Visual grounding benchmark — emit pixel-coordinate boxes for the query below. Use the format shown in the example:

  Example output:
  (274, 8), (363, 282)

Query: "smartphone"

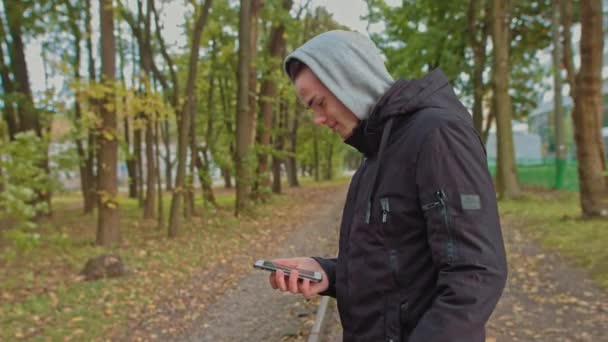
(253, 260), (323, 283)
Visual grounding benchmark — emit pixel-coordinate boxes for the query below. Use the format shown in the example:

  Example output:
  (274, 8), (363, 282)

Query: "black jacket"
(313, 69), (508, 342)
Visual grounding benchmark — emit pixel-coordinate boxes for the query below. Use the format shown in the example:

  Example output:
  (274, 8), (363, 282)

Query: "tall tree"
(96, 0), (121, 246)
(491, 0), (521, 199)
(286, 103), (300, 187)
(568, 0), (607, 217)
(467, 0), (490, 136)
(552, 0), (567, 189)
(234, 0), (252, 215)
(167, 0), (213, 237)
(256, 0), (292, 195)
(0, 12), (17, 142)
(83, 0), (98, 213)
(64, 0), (98, 213)
(3, 0), (51, 210)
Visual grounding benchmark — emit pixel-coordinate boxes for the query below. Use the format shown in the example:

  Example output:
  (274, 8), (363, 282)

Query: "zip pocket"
(380, 197), (391, 223)
(422, 189), (455, 264)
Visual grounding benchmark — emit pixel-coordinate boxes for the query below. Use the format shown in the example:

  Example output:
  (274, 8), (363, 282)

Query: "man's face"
(294, 66), (360, 140)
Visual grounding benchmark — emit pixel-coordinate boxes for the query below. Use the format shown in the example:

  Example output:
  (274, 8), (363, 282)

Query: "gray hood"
(283, 30), (394, 120)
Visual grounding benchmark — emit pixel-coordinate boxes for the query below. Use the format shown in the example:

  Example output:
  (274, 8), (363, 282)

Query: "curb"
(307, 296), (330, 342)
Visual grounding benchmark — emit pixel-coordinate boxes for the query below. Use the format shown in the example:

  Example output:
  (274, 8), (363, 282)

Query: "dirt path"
(182, 188), (344, 341)
(485, 219), (608, 341)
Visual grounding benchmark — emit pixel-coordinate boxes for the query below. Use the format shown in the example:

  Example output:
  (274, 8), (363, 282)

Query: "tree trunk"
(83, 0), (97, 213)
(491, 0), (520, 199)
(222, 168), (232, 188)
(162, 120), (173, 191)
(272, 99), (287, 194)
(256, 0), (292, 193)
(482, 109), (495, 145)
(65, 1), (97, 213)
(155, 121), (164, 228)
(199, 56), (218, 207)
(325, 142), (333, 180)
(467, 0), (489, 135)
(552, 0), (567, 189)
(0, 15), (17, 142)
(168, 0), (213, 237)
(134, 124), (144, 206)
(125, 117), (138, 198)
(144, 120), (157, 219)
(560, 0), (576, 97)
(96, 0), (121, 246)
(572, 0), (607, 217)
(4, 0), (50, 209)
(235, 0), (253, 215)
(247, 0), (262, 146)
(286, 103), (300, 187)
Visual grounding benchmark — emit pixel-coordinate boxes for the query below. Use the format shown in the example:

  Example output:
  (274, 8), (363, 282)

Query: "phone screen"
(262, 261), (318, 278)
(254, 260), (322, 282)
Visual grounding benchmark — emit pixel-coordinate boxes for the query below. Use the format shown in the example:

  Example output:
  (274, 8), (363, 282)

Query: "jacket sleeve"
(410, 121), (508, 342)
(311, 257), (337, 297)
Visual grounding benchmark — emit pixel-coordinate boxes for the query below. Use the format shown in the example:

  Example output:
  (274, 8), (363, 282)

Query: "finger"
(269, 273), (278, 289)
(299, 279), (312, 298)
(276, 270), (287, 291)
(289, 270), (300, 294)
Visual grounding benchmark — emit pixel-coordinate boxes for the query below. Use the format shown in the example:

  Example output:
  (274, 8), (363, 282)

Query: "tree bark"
(235, 0), (253, 215)
(0, 14), (17, 142)
(82, 0), (98, 213)
(256, 0), (292, 193)
(286, 103), (300, 187)
(168, 0), (213, 237)
(199, 56), (218, 207)
(324, 142), (333, 180)
(560, 0), (576, 97)
(161, 120), (173, 191)
(572, 0), (607, 217)
(467, 0), (489, 135)
(552, 0), (567, 189)
(143, 0), (157, 220)
(96, 0), (121, 246)
(155, 121), (164, 228)
(491, 0), (521, 199)
(4, 0), (50, 209)
(272, 99), (287, 194)
(65, 0), (97, 212)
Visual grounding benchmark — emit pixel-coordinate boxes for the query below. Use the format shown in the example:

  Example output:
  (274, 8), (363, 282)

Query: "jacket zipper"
(380, 197), (391, 223)
(423, 189), (455, 264)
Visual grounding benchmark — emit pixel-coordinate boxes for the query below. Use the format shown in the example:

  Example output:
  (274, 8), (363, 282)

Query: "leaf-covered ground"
(3, 185), (606, 341)
(0, 180), (347, 341)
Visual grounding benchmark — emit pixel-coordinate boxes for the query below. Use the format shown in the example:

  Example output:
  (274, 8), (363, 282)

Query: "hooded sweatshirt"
(283, 30), (394, 120)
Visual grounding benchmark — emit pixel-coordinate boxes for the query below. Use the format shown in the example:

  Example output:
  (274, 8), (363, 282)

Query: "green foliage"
(366, 0), (470, 82)
(366, 0), (553, 120)
(0, 132), (51, 247)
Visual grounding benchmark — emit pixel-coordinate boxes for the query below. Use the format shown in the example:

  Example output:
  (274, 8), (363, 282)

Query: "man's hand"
(268, 257), (328, 298)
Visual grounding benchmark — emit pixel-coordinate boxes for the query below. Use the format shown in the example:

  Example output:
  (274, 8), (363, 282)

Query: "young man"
(268, 30), (507, 342)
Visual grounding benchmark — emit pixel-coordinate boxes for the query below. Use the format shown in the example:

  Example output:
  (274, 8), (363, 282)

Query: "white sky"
(26, 0), (399, 95)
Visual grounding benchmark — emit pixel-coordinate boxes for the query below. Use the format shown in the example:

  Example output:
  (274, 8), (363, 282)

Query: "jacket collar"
(344, 68), (450, 157)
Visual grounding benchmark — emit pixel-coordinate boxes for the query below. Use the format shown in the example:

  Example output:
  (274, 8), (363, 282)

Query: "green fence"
(488, 160), (580, 191)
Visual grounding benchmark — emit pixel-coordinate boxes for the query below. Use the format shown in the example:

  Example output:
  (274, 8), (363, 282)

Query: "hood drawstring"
(365, 117), (395, 224)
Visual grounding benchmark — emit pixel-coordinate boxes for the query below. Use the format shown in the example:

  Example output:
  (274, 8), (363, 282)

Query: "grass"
(499, 190), (608, 289)
(0, 178), (349, 341)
